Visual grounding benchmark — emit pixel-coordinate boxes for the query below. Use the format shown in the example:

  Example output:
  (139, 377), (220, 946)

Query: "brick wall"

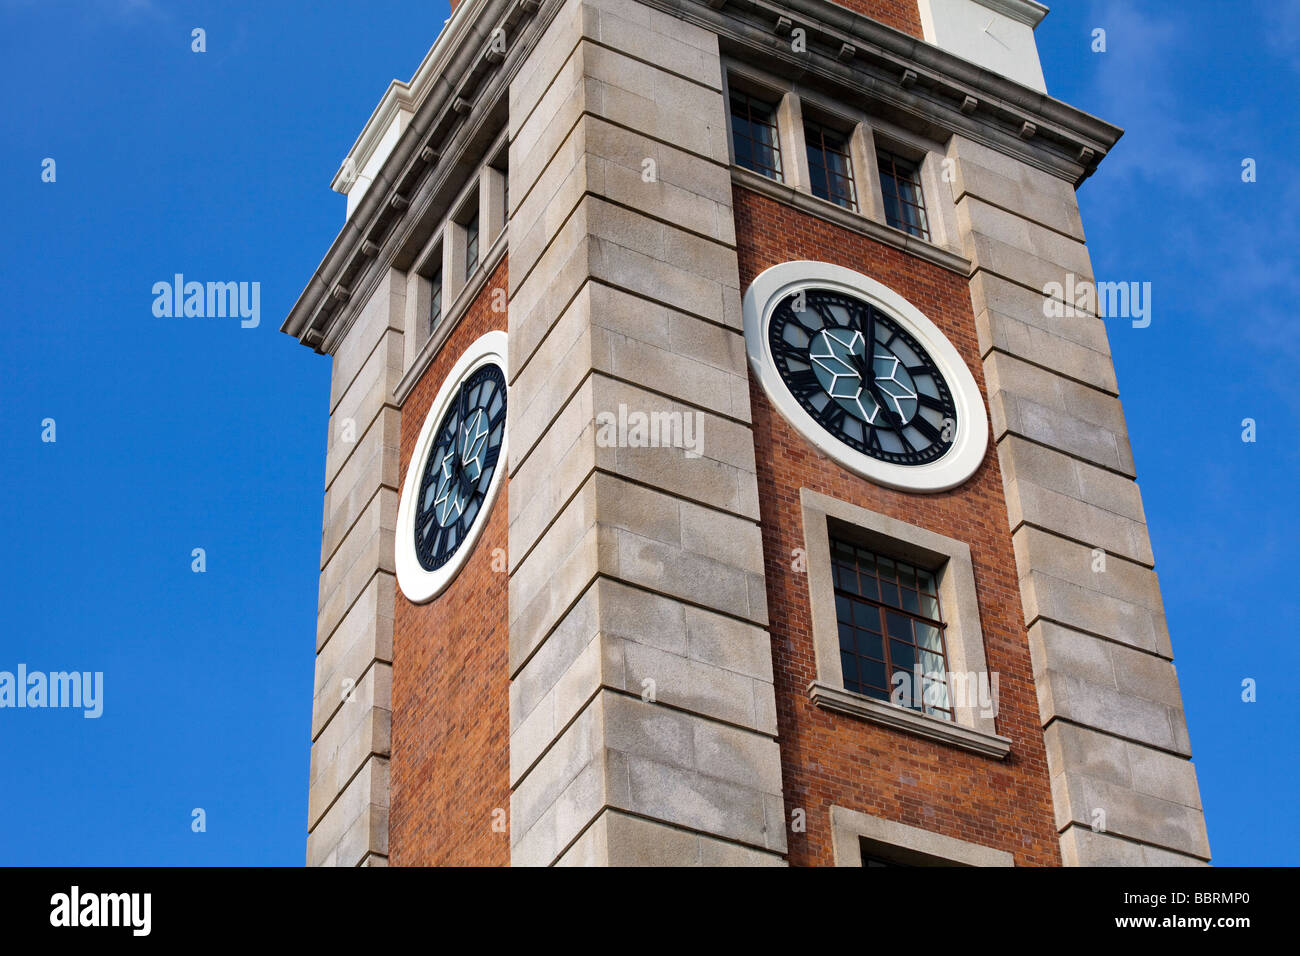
(733, 186), (1061, 867)
(833, 0), (923, 37)
(389, 258), (512, 866)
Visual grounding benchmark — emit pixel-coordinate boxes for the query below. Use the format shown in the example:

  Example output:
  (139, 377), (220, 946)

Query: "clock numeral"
(771, 334), (808, 363)
(820, 403), (848, 433)
(910, 414), (944, 444)
(784, 368), (823, 399)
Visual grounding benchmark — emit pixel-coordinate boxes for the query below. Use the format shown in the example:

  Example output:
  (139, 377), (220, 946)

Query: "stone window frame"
(874, 143), (933, 241)
(721, 59), (963, 267)
(722, 71), (789, 183)
(867, 123), (956, 248)
(800, 487), (1011, 760)
(801, 113), (859, 212)
(400, 128), (510, 387)
(830, 805), (1015, 867)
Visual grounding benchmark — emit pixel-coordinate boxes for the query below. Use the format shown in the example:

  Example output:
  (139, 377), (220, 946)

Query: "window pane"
(730, 91), (783, 181)
(429, 267), (443, 334)
(859, 658), (887, 691)
(917, 649), (945, 678)
(828, 536), (949, 713)
(808, 145), (828, 200)
(877, 149), (931, 241)
(852, 601), (877, 629)
(863, 614), (883, 639)
(841, 651), (859, 690)
(838, 622), (856, 652)
(881, 192), (904, 235)
(920, 592), (940, 619)
(923, 671), (952, 714)
(465, 213), (480, 278)
(855, 630), (883, 662)
(915, 622), (943, 654)
(804, 122), (857, 211)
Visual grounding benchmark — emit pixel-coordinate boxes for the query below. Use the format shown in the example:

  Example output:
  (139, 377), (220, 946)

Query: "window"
(877, 149), (931, 241)
(800, 488), (1008, 758)
(830, 806), (1014, 867)
(831, 537), (953, 721)
(805, 122), (856, 210)
(730, 90), (783, 180)
(429, 265), (443, 334)
(464, 212), (480, 279)
(860, 842), (911, 868)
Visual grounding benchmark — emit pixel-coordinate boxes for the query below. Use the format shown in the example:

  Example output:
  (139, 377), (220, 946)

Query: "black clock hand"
(859, 303), (875, 361)
(844, 330), (885, 415)
(455, 427), (477, 508)
(850, 307), (912, 435)
(849, 303), (882, 414)
(851, 344), (909, 437)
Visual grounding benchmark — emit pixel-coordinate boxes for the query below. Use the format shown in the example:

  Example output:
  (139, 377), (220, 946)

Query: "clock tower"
(283, 0), (1210, 866)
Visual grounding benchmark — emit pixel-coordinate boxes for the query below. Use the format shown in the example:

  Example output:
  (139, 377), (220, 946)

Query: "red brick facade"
(389, 258), (512, 867)
(833, 0), (923, 38)
(733, 185), (1062, 867)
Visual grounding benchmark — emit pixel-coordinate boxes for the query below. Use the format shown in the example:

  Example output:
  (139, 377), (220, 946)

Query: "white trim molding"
(330, 0), (490, 198)
(743, 260), (989, 493)
(970, 0), (1048, 28)
(395, 330), (508, 604)
(808, 682), (1008, 759)
(830, 805), (1015, 866)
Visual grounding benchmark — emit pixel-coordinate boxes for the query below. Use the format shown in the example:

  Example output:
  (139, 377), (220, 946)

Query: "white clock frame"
(742, 261), (988, 493)
(395, 329), (509, 603)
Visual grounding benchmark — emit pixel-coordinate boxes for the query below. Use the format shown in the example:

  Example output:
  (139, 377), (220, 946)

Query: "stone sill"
(730, 166), (972, 276)
(808, 680), (1012, 760)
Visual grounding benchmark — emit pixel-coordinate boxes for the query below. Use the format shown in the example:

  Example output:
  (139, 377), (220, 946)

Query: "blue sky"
(0, 0), (1294, 865)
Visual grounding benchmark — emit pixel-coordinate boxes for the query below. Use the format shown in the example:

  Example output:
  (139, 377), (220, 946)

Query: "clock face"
(413, 363), (506, 572)
(395, 330), (510, 603)
(768, 288), (956, 466)
(742, 261), (989, 493)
